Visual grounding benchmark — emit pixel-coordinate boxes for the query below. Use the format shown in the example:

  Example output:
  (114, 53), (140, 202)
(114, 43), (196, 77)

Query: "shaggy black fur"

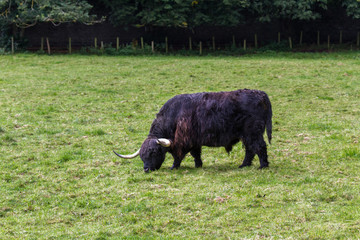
(137, 89), (272, 172)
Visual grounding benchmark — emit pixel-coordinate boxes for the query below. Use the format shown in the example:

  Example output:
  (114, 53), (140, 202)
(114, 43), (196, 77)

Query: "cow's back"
(194, 89), (271, 146)
(149, 89), (271, 146)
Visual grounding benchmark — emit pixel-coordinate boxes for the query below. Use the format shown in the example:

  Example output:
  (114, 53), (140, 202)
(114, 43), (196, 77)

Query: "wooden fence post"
(11, 37), (14, 54)
(189, 37), (192, 51)
(278, 32), (281, 43)
(94, 37), (97, 48)
(141, 37), (144, 50)
(46, 37), (51, 55)
(289, 37), (292, 49)
(243, 39), (246, 51)
(68, 37), (72, 54)
(317, 31), (320, 46)
(116, 37), (120, 50)
(165, 36), (168, 53)
(299, 31), (303, 46)
(151, 41), (154, 53)
(232, 35), (236, 48)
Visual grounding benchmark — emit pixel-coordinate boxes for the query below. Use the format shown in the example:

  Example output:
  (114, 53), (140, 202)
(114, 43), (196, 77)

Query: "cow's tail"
(265, 94), (272, 144)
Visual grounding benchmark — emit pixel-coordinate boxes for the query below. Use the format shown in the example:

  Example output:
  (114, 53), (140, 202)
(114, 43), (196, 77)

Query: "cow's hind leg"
(257, 139), (269, 169)
(241, 120), (269, 169)
(243, 136), (268, 169)
(239, 145), (255, 168)
(190, 148), (202, 168)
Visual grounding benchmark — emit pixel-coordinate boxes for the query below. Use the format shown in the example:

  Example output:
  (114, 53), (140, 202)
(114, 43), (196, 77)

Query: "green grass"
(0, 52), (360, 239)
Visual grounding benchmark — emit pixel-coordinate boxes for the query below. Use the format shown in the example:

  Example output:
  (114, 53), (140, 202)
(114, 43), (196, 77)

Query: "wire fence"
(8, 29), (360, 54)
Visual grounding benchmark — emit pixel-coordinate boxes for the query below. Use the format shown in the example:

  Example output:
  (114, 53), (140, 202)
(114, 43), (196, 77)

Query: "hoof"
(259, 164), (269, 169)
(239, 164), (251, 168)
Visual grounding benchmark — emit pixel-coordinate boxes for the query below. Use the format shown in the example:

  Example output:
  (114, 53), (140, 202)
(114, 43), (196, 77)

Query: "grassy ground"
(0, 52), (359, 239)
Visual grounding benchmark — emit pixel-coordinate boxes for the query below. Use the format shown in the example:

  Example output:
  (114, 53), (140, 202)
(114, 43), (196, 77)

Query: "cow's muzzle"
(144, 167), (155, 173)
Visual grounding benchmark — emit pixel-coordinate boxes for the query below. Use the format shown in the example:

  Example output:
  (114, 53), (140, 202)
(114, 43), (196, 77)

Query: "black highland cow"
(114, 89), (272, 172)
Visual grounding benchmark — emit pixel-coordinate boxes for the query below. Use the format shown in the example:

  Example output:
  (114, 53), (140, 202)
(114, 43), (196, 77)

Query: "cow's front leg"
(190, 148), (202, 168)
(170, 159), (181, 170)
(170, 151), (186, 170)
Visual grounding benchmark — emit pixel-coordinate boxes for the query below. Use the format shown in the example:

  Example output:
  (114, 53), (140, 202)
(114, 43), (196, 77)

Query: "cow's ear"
(156, 138), (172, 147)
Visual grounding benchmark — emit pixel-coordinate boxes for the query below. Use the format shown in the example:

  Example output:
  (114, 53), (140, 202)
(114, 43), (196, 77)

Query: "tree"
(249, 0), (327, 22)
(339, 0), (360, 18)
(97, 0), (250, 29)
(0, 0), (98, 28)
(189, 0), (250, 27)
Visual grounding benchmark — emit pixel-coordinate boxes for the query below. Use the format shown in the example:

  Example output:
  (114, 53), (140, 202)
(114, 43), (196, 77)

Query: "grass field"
(0, 52), (359, 239)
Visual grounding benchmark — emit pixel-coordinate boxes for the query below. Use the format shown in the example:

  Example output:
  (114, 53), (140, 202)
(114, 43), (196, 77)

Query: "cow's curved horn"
(156, 138), (172, 147)
(113, 149), (140, 159)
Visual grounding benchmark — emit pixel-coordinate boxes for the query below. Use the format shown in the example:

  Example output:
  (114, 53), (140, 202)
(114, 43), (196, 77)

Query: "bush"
(257, 41), (291, 52)
(79, 43), (155, 56)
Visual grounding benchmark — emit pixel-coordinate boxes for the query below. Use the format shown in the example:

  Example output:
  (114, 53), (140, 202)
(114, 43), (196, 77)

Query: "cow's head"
(113, 138), (171, 173)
